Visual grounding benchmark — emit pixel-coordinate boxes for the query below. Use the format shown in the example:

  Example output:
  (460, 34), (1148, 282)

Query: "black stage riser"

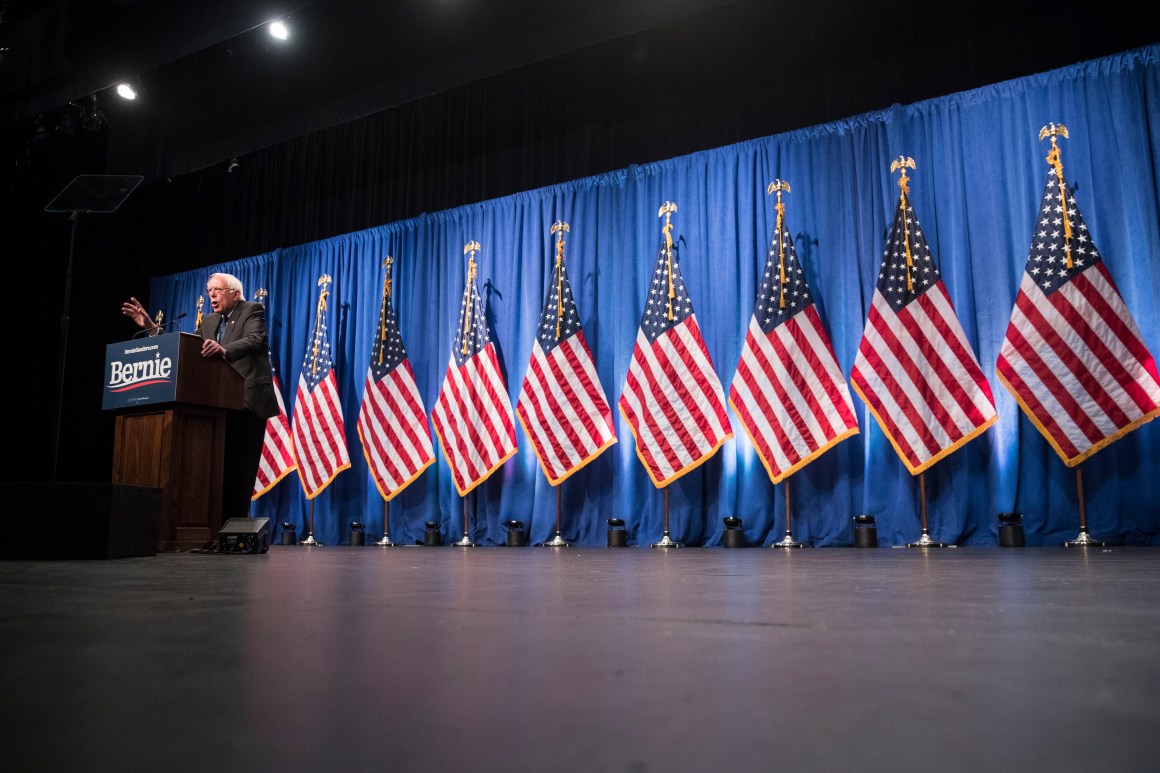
(0, 483), (158, 560)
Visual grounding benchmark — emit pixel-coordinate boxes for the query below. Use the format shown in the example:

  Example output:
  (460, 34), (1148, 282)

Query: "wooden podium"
(105, 333), (244, 551)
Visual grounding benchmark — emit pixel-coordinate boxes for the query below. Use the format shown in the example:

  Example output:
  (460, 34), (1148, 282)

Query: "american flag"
(356, 260), (435, 500)
(252, 348), (297, 500)
(291, 278), (351, 498)
(729, 192), (859, 484)
(996, 166), (1160, 466)
(850, 169), (996, 475)
(431, 246), (518, 496)
(251, 289), (296, 499)
(516, 231), (616, 485)
(618, 216), (732, 487)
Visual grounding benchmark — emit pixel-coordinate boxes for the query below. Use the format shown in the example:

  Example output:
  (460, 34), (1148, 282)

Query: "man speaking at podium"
(122, 273), (279, 524)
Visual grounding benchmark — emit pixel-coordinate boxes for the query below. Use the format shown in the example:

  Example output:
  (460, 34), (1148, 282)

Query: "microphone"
(131, 312), (188, 338)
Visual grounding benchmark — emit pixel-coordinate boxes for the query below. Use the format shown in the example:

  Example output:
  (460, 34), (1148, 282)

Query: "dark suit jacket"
(199, 300), (280, 420)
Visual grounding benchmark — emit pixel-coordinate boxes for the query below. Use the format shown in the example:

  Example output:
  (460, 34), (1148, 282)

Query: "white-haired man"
(122, 272), (279, 525)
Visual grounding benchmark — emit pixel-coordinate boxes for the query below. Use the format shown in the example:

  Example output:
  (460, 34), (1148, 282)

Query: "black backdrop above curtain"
(153, 45), (1160, 547)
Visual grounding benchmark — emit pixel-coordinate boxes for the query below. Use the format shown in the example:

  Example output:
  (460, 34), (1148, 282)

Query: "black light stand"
(44, 174), (143, 481)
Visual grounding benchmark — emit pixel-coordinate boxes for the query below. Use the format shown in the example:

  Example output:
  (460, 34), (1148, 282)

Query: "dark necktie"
(216, 316), (228, 343)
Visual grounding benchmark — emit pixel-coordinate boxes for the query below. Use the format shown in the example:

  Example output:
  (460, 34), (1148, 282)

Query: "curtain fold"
(151, 45), (1160, 546)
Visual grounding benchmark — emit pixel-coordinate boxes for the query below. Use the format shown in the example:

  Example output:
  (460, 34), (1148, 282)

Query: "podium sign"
(102, 333), (183, 410)
(107, 332), (243, 550)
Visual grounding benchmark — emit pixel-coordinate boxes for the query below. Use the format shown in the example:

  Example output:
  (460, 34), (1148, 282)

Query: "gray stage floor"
(2, 546), (1158, 772)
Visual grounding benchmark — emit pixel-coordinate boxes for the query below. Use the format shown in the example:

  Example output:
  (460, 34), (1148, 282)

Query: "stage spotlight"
(31, 114), (50, 144)
(997, 512), (1025, 548)
(55, 104), (78, 135)
(349, 521), (365, 546)
(853, 514), (878, 548)
(607, 518), (627, 548)
(280, 522), (297, 545)
(115, 82), (137, 100)
(722, 516), (745, 548)
(504, 520), (527, 547)
(268, 20), (289, 40)
(423, 521), (442, 546)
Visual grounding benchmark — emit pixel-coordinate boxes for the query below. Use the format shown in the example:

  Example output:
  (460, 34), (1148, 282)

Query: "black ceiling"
(3, 0), (755, 178)
(4, 0), (1152, 184)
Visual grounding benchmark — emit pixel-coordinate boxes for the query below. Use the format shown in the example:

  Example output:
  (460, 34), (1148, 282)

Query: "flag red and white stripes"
(358, 360), (434, 500)
(252, 374), (296, 499)
(850, 187), (996, 475)
(291, 282), (351, 498)
(729, 213), (857, 483)
(996, 171), (1160, 465)
(619, 240), (732, 487)
(517, 254), (615, 485)
(357, 265), (434, 501)
(431, 249), (518, 496)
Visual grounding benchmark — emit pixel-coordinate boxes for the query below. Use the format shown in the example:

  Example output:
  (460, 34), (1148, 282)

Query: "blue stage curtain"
(150, 45), (1160, 547)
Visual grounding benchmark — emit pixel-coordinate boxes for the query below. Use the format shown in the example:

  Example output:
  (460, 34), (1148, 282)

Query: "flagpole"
(454, 493), (476, 547)
(544, 483), (569, 547)
(300, 499), (321, 545)
(773, 477), (803, 548)
(650, 204), (683, 549)
(543, 221), (572, 549)
(1063, 465), (1105, 547)
(906, 471), (946, 548)
(375, 499), (396, 547)
(651, 485), (683, 548)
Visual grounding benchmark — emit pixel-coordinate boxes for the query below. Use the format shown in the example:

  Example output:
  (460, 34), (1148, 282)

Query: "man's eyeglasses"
(206, 286), (235, 296)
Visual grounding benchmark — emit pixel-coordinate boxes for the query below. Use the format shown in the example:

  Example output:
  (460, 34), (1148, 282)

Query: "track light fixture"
(227, 158), (239, 173)
(82, 95), (107, 131)
(267, 20), (289, 40)
(55, 103), (79, 135)
(115, 82), (137, 100)
(31, 114), (50, 144)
